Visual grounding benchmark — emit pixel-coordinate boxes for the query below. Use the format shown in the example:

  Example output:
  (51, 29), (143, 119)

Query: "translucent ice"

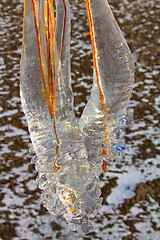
(80, 0), (134, 173)
(20, 0), (134, 233)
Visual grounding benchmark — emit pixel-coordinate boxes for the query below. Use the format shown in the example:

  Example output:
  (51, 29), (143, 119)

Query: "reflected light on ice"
(20, 0), (134, 233)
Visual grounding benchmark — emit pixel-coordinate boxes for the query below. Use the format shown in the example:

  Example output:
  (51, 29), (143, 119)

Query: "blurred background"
(0, 0), (159, 239)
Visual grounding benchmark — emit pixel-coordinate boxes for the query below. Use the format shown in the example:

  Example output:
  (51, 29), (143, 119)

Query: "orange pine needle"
(84, 0), (105, 110)
(85, 0), (110, 173)
(47, 0), (61, 172)
(102, 160), (107, 174)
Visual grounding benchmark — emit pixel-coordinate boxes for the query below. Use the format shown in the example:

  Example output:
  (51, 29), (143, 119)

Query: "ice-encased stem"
(20, 0), (102, 232)
(79, 0), (134, 173)
(55, 1), (71, 82)
(20, 0), (75, 151)
(80, 0), (134, 130)
(20, 0), (134, 233)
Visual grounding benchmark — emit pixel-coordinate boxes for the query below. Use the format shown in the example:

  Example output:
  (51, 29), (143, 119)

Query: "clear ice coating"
(20, 0), (134, 233)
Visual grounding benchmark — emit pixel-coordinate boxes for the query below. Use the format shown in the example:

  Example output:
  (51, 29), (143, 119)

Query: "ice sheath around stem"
(20, 0), (134, 233)
(80, 0), (134, 173)
(20, 0), (103, 233)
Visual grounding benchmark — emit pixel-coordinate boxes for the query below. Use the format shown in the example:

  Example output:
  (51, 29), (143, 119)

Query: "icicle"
(79, 0), (134, 173)
(20, 0), (102, 233)
(20, 0), (134, 233)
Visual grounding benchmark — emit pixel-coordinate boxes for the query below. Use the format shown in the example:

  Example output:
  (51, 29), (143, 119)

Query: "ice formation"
(20, 0), (134, 233)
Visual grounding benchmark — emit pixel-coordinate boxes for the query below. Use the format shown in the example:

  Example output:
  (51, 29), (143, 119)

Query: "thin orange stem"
(102, 159), (107, 174)
(47, 0), (60, 172)
(84, 0), (105, 110)
(47, 2), (53, 105)
(47, 0), (59, 143)
(85, 0), (110, 173)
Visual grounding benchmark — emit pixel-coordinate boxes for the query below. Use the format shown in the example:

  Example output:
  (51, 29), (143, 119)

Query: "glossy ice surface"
(20, 0), (134, 232)
(0, 0), (159, 239)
